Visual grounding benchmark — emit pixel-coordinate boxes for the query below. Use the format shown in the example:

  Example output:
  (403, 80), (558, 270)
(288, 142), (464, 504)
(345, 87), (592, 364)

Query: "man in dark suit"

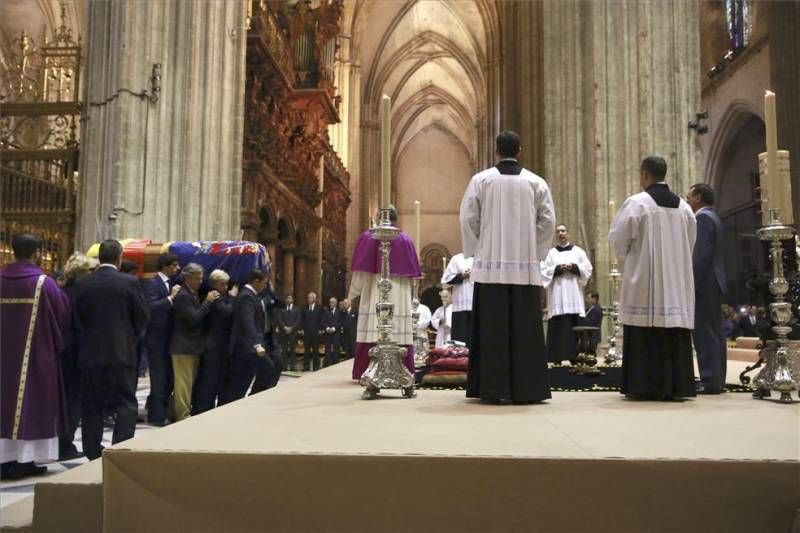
(222, 269), (273, 402)
(340, 298), (358, 360)
(736, 306), (759, 338)
(74, 240), (150, 460)
(251, 279), (285, 393)
(277, 294), (301, 371)
(143, 253), (180, 425)
(322, 297), (343, 367)
(579, 292), (604, 352)
(301, 292), (323, 371)
(687, 183), (728, 394)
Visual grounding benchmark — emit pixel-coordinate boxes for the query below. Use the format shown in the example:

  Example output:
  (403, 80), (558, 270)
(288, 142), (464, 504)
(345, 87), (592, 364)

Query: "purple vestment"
(350, 230), (420, 379)
(1, 262), (70, 441)
(350, 230), (422, 277)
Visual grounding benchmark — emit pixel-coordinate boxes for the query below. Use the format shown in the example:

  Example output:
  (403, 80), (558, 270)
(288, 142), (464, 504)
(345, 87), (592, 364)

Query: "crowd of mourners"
(0, 235), (358, 480)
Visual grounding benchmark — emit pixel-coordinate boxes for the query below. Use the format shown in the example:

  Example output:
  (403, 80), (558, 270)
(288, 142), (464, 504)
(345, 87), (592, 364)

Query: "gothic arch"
(705, 99), (763, 188)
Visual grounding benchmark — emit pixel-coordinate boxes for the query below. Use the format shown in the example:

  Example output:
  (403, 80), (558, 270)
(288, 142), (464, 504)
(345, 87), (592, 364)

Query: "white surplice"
(609, 191), (697, 329)
(431, 304), (452, 347)
(348, 272), (413, 345)
(460, 167), (556, 285)
(540, 245), (593, 318)
(417, 303), (432, 334)
(441, 253), (474, 312)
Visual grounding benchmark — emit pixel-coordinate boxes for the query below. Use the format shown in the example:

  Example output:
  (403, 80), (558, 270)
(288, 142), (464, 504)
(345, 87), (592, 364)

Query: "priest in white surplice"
(541, 224), (593, 364)
(460, 130), (556, 404)
(431, 289), (453, 348)
(441, 253), (474, 346)
(609, 156), (697, 401)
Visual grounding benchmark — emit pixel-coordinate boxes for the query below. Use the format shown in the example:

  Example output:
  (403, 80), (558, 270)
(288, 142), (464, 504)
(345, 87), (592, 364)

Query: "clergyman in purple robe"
(1, 234), (70, 480)
(347, 206), (421, 379)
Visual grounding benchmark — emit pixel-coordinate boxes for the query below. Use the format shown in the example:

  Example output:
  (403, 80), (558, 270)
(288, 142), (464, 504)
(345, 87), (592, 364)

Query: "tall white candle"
(414, 200), (421, 252)
(764, 91), (778, 216)
(380, 95), (392, 209)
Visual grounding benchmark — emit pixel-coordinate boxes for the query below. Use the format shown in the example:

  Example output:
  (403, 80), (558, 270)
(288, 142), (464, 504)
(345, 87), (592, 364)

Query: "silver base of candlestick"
(753, 209), (799, 403)
(359, 208), (416, 400)
(603, 264), (622, 366)
(411, 277), (429, 368)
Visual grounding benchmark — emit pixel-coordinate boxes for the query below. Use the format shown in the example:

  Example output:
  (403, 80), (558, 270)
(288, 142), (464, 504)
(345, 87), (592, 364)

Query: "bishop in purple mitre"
(1, 234), (70, 480)
(347, 207), (422, 379)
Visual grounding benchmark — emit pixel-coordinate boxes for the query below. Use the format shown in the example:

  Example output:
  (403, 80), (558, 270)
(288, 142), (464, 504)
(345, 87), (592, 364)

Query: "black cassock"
(467, 283), (550, 403)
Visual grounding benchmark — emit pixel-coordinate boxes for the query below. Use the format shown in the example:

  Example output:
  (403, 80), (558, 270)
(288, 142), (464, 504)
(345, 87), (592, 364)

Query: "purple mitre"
(350, 230), (422, 277)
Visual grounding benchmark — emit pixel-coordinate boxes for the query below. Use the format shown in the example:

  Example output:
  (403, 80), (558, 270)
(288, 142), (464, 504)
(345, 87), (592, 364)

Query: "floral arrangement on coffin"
(421, 345), (470, 386)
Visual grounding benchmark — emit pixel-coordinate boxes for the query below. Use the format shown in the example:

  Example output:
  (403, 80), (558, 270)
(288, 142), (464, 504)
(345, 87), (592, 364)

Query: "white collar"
(244, 284), (256, 294)
(98, 264), (118, 270)
(157, 272), (169, 282)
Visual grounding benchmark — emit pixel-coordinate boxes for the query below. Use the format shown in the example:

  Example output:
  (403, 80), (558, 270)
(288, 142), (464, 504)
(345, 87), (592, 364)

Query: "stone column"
(281, 244), (295, 298)
(294, 253), (307, 301)
(543, 0), (701, 305)
(500, 0), (545, 173)
(77, 0), (247, 249)
(767, 1), (800, 223)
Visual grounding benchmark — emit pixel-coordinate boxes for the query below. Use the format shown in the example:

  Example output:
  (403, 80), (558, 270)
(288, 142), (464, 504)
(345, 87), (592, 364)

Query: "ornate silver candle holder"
(360, 207), (416, 400)
(753, 208), (798, 403)
(603, 262), (622, 365)
(411, 276), (428, 367)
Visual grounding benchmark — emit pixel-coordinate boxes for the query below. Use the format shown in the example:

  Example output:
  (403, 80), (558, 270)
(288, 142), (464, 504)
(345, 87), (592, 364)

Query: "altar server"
(431, 289), (453, 348)
(460, 130), (555, 404)
(541, 224), (593, 364)
(1, 234), (71, 479)
(441, 252), (474, 346)
(348, 206), (422, 379)
(609, 156), (697, 401)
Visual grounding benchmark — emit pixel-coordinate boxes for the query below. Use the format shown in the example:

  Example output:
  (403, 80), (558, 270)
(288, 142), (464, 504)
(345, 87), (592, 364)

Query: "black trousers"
(303, 334), (320, 370)
(225, 347), (284, 402)
(343, 333), (356, 359)
(59, 350), (81, 453)
(279, 332), (297, 369)
(145, 340), (173, 423)
(467, 283), (550, 403)
(693, 285), (726, 392)
(323, 333), (341, 367)
(546, 314), (579, 363)
(451, 311), (473, 347)
(192, 346), (227, 415)
(80, 365), (138, 460)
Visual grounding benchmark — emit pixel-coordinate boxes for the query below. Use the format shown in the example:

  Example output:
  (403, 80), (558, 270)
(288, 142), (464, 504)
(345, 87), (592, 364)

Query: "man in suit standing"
(74, 240), (149, 460)
(322, 297), (342, 367)
(340, 298), (358, 360)
(736, 306), (759, 338)
(143, 254), (180, 426)
(687, 183), (728, 394)
(277, 295), (301, 371)
(301, 292), (323, 371)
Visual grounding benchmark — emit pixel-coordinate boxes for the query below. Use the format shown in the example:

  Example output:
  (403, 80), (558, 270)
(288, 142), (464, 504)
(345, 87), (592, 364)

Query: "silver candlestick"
(604, 262), (622, 365)
(411, 276), (428, 367)
(360, 207), (416, 400)
(753, 208), (798, 403)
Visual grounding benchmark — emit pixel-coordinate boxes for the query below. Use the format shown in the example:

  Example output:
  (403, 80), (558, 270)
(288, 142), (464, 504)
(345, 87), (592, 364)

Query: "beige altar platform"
(3, 363), (800, 533)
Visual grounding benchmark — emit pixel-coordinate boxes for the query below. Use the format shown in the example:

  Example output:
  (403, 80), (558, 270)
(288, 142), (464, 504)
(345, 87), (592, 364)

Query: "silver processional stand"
(751, 208), (799, 403)
(360, 207), (417, 400)
(603, 262), (622, 365)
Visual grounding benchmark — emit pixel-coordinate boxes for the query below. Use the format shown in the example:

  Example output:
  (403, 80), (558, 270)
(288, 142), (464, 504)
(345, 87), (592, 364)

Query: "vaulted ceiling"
(346, 0), (498, 168)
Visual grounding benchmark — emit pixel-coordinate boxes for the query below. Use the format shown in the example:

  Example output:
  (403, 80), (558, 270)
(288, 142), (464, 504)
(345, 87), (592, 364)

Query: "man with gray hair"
(301, 292), (323, 371)
(170, 263), (219, 420)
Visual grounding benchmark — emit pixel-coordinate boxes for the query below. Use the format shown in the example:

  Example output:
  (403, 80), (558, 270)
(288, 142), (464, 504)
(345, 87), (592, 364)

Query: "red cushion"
(431, 356), (469, 371)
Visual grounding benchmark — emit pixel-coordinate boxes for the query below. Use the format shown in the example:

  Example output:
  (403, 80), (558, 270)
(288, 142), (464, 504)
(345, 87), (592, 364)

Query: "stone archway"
(709, 110), (766, 304)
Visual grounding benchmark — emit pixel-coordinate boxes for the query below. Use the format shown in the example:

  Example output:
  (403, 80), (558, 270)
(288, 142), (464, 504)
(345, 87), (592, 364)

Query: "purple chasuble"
(350, 230), (422, 277)
(1, 262), (70, 440)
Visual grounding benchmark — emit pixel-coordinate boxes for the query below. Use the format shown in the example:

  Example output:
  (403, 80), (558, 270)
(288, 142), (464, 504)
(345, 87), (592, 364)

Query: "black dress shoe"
(0, 462), (47, 480)
(58, 448), (85, 461)
(149, 419), (168, 427)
